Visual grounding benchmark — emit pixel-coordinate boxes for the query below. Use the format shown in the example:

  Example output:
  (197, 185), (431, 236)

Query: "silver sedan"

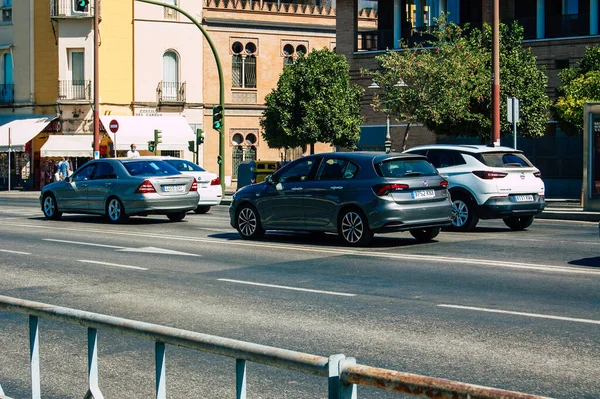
(40, 158), (199, 223)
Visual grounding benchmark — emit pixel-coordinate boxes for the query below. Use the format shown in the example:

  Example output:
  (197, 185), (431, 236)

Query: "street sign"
(109, 119), (119, 133)
(507, 97), (520, 123)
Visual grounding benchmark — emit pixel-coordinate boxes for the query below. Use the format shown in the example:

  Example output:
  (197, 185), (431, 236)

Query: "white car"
(404, 144), (546, 231)
(144, 157), (222, 214)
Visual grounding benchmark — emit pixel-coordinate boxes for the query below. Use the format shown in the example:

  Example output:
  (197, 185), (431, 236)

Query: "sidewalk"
(1, 190), (598, 222)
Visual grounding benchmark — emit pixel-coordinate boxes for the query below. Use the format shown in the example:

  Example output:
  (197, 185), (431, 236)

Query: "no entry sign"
(109, 119), (119, 133)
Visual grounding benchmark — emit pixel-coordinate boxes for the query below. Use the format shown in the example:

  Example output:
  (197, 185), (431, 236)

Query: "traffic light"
(212, 105), (223, 131)
(217, 155), (222, 165)
(154, 129), (162, 145)
(188, 141), (195, 152)
(147, 141), (155, 152)
(74, 0), (89, 12)
(196, 128), (205, 146)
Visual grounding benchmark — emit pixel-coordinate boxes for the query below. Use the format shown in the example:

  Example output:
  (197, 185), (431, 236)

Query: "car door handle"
(81, 184), (88, 188)
(105, 182), (112, 187)
(330, 186), (344, 190)
(291, 187), (303, 191)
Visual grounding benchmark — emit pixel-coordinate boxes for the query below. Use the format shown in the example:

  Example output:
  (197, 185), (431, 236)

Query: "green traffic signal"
(217, 155), (222, 165)
(212, 105), (223, 131)
(188, 140), (195, 152)
(147, 141), (155, 152)
(75, 0), (89, 12)
(196, 128), (205, 146)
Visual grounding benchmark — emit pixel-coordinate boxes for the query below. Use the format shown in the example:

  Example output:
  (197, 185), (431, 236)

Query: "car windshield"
(123, 160), (180, 176)
(377, 159), (438, 178)
(480, 152), (532, 167)
(163, 159), (206, 172)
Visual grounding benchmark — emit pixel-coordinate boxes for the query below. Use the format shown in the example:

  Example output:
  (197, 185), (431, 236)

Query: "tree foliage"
(366, 16), (550, 145)
(261, 49), (364, 152)
(554, 45), (600, 136)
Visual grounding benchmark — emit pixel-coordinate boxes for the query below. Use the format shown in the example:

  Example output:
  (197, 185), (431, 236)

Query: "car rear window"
(376, 159), (438, 178)
(479, 152), (532, 167)
(164, 159), (206, 172)
(123, 160), (180, 176)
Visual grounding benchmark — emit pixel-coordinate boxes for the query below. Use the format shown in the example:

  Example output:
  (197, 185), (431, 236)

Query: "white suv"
(404, 144), (546, 231)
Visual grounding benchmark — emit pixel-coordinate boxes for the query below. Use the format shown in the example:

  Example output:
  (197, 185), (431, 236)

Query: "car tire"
(449, 193), (479, 232)
(193, 206), (210, 214)
(105, 197), (128, 224)
(409, 227), (441, 242)
(503, 215), (534, 231)
(42, 194), (62, 220)
(167, 211), (187, 222)
(236, 204), (265, 240)
(338, 208), (373, 247)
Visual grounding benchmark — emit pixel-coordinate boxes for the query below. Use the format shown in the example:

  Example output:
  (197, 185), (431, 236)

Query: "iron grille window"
(232, 55), (256, 88)
(1, 0), (11, 23)
(160, 150), (182, 158)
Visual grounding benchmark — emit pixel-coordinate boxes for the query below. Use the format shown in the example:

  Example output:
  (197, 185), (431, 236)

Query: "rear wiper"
(404, 172), (422, 176)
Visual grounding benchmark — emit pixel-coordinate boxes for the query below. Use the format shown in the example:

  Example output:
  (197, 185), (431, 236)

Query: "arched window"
(231, 41), (257, 88)
(162, 51), (179, 101)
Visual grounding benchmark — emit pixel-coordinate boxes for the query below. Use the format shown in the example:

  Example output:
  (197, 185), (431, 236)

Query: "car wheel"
(338, 208), (373, 247)
(42, 194), (62, 220)
(106, 197), (128, 223)
(409, 227), (441, 242)
(450, 194), (479, 232)
(236, 204), (265, 240)
(193, 206), (210, 214)
(167, 211), (187, 222)
(503, 215), (534, 231)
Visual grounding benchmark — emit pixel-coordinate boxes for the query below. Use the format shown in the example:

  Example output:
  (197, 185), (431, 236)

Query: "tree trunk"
(401, 122), (411, 152)
(310, 143), (315, 154)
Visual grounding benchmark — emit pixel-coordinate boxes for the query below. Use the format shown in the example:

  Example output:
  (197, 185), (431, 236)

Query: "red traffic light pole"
(135, 0), (225, 192)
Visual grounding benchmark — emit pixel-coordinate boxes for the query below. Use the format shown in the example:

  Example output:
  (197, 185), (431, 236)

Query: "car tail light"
(135, 180), (156, 194)
(472, 170), (507, 179)
(190, 178), (198, 192)
(440, 180), (449, 188)
(534, 171), (542, 178)
(374, 183), (409, 196)
(210, 177), (221, 186)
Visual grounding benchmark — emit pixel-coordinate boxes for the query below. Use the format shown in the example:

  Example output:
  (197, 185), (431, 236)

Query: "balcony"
(157, 81), (186, 105)
(58, 80), (92, 101)
(0, 84), (14, 103)
(50, 0), (94, 19)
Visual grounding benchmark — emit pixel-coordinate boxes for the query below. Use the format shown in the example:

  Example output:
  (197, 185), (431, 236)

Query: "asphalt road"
(0, 197), (599, 399)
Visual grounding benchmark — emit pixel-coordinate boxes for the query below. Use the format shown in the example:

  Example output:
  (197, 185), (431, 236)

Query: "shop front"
(38, 134), (94, 189)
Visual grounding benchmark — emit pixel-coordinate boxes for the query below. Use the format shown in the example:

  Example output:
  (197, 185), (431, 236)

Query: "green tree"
(554, 45), (600, 136)
(367, 17), (550, 145)
(261, 49), (364, 153)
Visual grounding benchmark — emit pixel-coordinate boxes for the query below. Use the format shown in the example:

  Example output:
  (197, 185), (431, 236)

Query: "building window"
(282, 42), (308, 66)
(231, 41), (257, 89)
(163, 0), (178, 20)
(1, 52), (13, 102)
(555, 59), (570, 70)
(562, 0), (578, 15)
(162, 50), (179, 101)
(160, 150), (182, 158)
(1, 0), (11, 23)
(70, 50), (85, 99)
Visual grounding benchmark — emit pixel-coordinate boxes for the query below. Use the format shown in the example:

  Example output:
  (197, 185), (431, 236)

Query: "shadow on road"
(568, 257), (600, 267)
(29, 215), (180, 225)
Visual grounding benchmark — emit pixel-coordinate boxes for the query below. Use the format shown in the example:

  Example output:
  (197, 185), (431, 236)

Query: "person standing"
(57, 157), (69, 181)
(127, 144), (140, 158)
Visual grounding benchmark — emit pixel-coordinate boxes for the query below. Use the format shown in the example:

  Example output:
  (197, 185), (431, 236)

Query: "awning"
(100, 116), (196, 151)
(0, 114), (57, 152)
(40, 134), (94, 158)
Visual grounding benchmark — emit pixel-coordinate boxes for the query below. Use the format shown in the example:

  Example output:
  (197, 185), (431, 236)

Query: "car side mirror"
(265, 174), (277, 185)
(64, 176), (71, 183)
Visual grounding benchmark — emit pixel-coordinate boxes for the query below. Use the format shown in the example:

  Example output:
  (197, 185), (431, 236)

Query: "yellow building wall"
(99, 0), (134, 114)
(34, 0), (58, 112)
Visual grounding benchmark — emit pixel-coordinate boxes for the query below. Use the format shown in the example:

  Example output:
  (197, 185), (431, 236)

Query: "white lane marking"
(0, 249), (32, 255)
(7, 223), (600, 276)
(44, 238), (125, 249)
(438, 304), (600, 325)
(218, 278), (356, 297)
(78, 260), (148, 271)
(117, 246), (201, 257)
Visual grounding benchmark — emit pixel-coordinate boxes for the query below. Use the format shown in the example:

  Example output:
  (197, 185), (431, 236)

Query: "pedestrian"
(127, 143), (140, 158)
(57, 157), (69, 181)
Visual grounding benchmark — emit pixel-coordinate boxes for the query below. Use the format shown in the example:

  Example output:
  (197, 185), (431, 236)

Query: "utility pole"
(491, 0), (500, 146)
(93, 0), (100, 159)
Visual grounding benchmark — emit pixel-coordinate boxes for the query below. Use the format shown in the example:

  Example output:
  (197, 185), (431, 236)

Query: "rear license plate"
(412, 189), (435, 199)
(162, 184), (185, 193)
(514, 195), (534, 202)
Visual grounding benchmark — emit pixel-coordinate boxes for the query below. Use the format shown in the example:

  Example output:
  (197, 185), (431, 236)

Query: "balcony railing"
(157, 81), (186, 104)
(58, 80), (92, 101)
(50, 0), (94, 18)
(0, 84), (14, 103)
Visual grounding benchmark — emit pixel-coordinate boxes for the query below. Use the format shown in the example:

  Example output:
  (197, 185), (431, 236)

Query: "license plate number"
(412, 189), (435, 199)
(514, 195), (534, 202)
(162, 184), (185, 193)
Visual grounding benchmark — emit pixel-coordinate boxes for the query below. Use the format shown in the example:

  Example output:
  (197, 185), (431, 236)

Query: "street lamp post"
(369, 79), (407, 154)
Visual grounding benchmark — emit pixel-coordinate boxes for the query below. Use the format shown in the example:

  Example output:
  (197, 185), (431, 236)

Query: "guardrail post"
(236, 359), (247, 399)
(328, 354), (345, 399)
(84, 328), (104, 399)
(29, 315), (40, 399)
(155, 342), (166, 399)
(338, 357), (357, 399)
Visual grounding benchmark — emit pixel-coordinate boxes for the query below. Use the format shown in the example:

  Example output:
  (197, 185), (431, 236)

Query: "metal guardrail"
(0, 296), (552, 399)
(58, 80), (92, 101)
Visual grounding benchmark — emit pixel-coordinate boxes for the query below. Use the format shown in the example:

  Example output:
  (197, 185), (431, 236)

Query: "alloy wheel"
(43, 196), (56, 218)
(452, 199), (469, 227)
(238, 206), (258, 237)
(340, 211), (364, 244)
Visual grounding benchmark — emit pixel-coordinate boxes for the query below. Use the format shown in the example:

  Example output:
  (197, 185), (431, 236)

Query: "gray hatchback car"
(229, 152), (453, 246)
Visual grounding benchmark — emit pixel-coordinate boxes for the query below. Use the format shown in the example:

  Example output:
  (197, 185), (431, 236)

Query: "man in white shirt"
(127, 144), (140, 158)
